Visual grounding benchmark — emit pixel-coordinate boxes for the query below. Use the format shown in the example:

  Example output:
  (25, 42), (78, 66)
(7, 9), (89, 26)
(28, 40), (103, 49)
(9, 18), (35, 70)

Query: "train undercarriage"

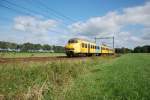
(66, 51), (113, 57)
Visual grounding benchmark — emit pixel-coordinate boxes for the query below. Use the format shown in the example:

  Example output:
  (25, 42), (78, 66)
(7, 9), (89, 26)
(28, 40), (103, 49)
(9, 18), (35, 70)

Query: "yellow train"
(65, 38), (114, 57)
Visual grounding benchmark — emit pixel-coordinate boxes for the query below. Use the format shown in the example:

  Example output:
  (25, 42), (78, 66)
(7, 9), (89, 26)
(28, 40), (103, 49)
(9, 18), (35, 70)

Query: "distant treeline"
(0, 41), (150, 53)
(115, 45), (150, 53)
(0, 41), (65, 53)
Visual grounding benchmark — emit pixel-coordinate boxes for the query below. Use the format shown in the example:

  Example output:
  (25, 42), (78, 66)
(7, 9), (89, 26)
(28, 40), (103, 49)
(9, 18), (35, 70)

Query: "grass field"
(0, 54), (150, 100)
(0, 52), (65, 58)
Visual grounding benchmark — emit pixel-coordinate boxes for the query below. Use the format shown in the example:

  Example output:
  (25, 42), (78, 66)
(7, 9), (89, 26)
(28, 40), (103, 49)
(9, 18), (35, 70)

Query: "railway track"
(0, 56), (90, 64)
(0, 54), (118, 64)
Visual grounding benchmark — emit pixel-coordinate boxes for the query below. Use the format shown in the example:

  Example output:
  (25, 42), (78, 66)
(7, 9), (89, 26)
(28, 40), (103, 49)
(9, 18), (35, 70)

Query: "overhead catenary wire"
(1, 0), (73, 27)
(26, 0), (75, 23)
(3, 0), (55, 19)
(1, 0), (95, 38)
(0, 4), (67, 34)
(0, 3), (33, 16)
(35, 0), (77, 23)
(95, 36), (115, 49)
(23, 0), (78, 32)
(0, 0), (71, 34)
(22, 0), (72, 30)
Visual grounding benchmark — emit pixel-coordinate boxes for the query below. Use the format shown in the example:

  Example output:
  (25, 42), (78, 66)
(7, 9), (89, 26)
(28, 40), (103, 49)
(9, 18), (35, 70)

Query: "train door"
(99, 45), (101, 54)
(96, 42), (100, 54)
(88, 44), (90, 53)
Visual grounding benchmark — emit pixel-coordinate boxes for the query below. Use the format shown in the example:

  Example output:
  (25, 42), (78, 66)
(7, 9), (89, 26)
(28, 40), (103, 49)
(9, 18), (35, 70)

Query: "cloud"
(69, 11), (121, 36)
(122, 2), (150, 26)
(13, 16), (58, 34)
(12, 16), (79, 45)
(11, 16), (63, 44)
(69, 2), (150, 48)
(140, 27), (150, 40)
(142, 33), (150, 40)
(114, 32), (142, 48)
(69, 2), (150, 34)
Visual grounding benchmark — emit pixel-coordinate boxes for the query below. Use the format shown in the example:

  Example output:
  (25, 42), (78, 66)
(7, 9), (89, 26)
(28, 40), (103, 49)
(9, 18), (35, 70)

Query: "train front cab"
(65, 39), (81, 57)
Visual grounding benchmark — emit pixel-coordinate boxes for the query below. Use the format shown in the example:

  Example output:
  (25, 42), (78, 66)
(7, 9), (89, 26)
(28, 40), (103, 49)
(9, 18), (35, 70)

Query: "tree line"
(115, 45), (150, 53)
(0, 41), (65, 53)
(0, 41), (149, 53)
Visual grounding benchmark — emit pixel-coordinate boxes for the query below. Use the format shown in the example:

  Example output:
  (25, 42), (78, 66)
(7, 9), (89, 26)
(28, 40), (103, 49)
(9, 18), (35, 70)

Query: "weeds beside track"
(0, 54), (150, 100)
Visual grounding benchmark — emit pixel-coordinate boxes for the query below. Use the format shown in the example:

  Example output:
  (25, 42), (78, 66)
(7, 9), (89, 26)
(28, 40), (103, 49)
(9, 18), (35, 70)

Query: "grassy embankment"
(0, 54), (150, 100)
(0, 52), (65, 58)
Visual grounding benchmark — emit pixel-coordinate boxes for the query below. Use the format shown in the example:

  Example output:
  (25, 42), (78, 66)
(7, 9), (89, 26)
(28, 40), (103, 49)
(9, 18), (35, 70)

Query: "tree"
(21, 43), (34, 51)
(9, 43), (17, 49)
(115, 47), (132, 53)
(134, 46), (142, 53)
(43, 44), (51, 50)
(0, 41), (9, 49)
(53, 46), (65, 53)
(33, 44), (42, 50)
(0, 41), (65, 52)
(134, 45), (150, 53)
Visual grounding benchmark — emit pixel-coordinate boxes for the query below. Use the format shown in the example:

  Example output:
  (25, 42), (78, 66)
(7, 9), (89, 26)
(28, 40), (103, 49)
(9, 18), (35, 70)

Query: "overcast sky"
(0, 0), (150, 48)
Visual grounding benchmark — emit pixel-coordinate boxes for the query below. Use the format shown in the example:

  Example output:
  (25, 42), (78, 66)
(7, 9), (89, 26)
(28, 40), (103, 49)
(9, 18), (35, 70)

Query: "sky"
(0, 0), (150, 48)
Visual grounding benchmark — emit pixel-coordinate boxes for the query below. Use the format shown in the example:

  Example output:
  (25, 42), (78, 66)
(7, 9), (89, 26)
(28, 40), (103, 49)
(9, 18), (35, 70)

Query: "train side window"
(82, 43), (84, 48)
(97, 46), (99, 49)
(85, 44), (87, 48)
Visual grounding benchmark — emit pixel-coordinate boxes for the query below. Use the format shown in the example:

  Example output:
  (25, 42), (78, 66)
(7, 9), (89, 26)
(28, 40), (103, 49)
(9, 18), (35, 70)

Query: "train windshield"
(68, 40), (78, 43)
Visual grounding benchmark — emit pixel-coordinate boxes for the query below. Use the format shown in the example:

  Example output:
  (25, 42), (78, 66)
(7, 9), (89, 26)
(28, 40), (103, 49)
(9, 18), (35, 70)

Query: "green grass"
(65, 54), (150, 100)
(0, 52), (65, 58)
(0, 54), (150, 100)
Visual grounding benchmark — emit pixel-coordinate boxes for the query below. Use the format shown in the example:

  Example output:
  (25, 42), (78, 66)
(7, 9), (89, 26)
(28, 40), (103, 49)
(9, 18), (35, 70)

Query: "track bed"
(0, 56), (90, 64)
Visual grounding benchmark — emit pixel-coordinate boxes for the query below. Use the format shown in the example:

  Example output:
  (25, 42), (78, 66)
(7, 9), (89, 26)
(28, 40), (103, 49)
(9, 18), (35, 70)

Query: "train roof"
(69, 38), (95, 44)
